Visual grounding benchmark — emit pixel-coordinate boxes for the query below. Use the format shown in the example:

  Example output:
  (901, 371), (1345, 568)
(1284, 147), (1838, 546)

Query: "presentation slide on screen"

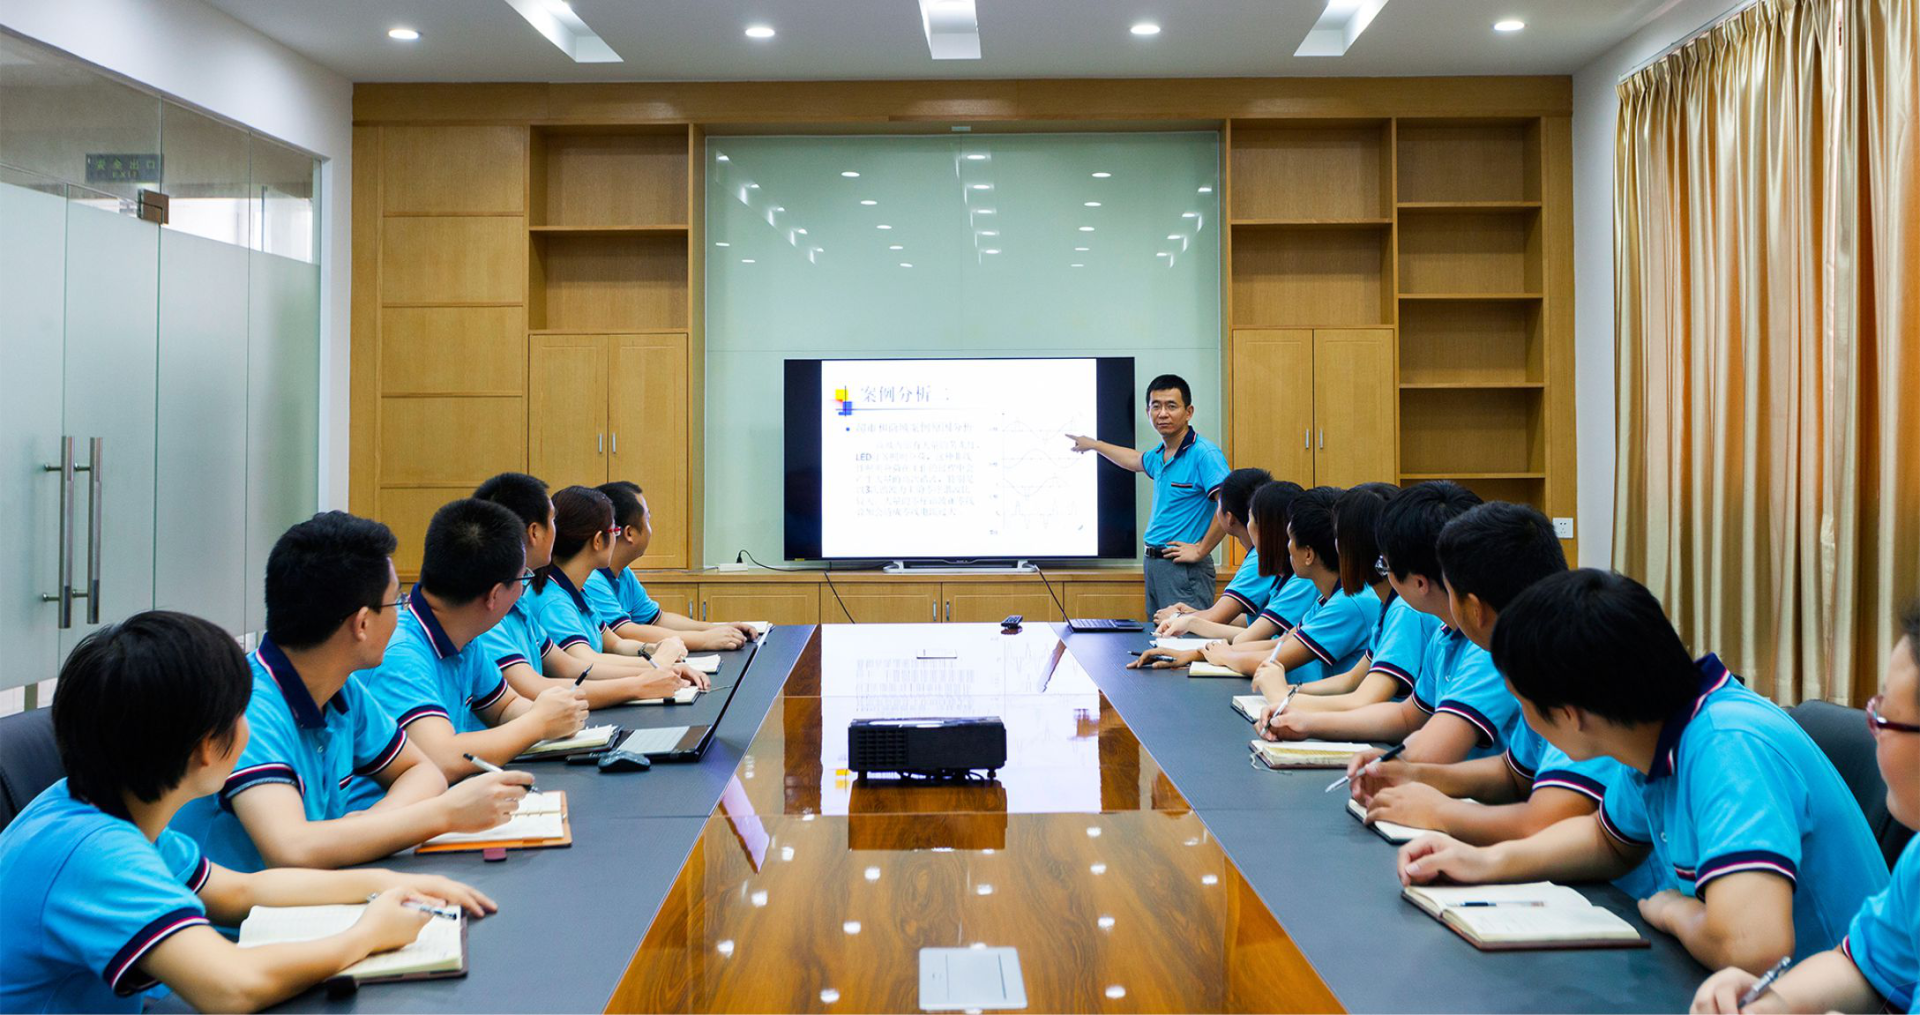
(818, 358), (1099, 558)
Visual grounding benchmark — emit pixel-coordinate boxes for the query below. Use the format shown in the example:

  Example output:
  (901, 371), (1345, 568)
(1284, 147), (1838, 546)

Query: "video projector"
(847, 717), (1008, 780)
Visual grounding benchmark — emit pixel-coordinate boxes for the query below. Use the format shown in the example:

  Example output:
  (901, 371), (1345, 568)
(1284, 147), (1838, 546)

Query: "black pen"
(574, 664), (593, 687)
(1324, 741), (1408, 793)
(464, 752), (536, 794)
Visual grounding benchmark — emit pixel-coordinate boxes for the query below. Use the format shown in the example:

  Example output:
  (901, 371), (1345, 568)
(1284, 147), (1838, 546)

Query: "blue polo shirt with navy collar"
(1139, 427), (1231, 547)
(586, 566), (664, 627)
(170, 638), (409, 873)
(357, 590), (509, 737)
(1275, 584), (1382, 685)
(527, 567), (606, 652)
(1220, 549), (1278, 621)
(1410, 625), (1517, 760)
(1598, 655), (1888, 955)
(1843, 836), (1920, 1013)
(0, 779), (214, 1013)
(473, 592), (557, 683)
(1364, 590), (1442, 699)
(1254, 574), (1321, 636)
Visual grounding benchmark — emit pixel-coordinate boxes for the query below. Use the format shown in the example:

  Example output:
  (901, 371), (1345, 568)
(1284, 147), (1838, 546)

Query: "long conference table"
(251, 623), (1707, 1013)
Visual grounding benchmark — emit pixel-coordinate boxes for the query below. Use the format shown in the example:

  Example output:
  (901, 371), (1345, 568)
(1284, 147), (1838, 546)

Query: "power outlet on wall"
(1552, 517), (1575, 540)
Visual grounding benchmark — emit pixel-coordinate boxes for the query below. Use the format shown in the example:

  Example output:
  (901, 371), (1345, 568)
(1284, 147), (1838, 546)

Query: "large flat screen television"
(784, 357), (1137, 561)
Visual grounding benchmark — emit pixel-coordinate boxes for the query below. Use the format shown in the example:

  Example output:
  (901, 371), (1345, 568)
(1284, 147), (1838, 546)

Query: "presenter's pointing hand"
(1066, 434), (1097, 453)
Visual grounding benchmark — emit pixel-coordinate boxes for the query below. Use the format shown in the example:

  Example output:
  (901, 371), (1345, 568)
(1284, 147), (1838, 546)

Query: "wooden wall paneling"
(379, 396), (528, 484)
(1310, 329), (1396, 487)
(349, 124), (381, 517)
(1398, 388), (1544, 476)
(699, 586), (820, 626)
(381, 307), (527, 395)
(379, 485), (473, 578)
(536, 130), (689, 227)
(687, 124), (708, 569)
(821, 582), (942, 624)
(1229, 226), (1389, 328)
(1228, 329), (1315, 488)
(1064, 580), (1146, 621)
(945, 581), (1065, 623)
(380, 125), (527, 215)
(1540, 115), (1578, 558)
(536, 232), (690, 331)
(1228, 122), (1389, 222)
(609, 333), (691, 569)
(380, 216), (526, 304)
(528, 334), (610, 491)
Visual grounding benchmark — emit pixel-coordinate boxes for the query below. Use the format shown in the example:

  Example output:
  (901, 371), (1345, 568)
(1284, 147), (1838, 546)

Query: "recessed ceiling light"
(503, 0), (620, 63)
(1494, 19), (1524, 31)
(900, 262), (913, 268)
(919, 0), (981, 60)
(745, 24), (776, 39)
(741, 258), (756, 263)
(983, 248), (1000, 254)
(889, 244), (904, 250)
(980, 230), (998, 236)
(1198, 186), (1212, 193)
(975, 208), (995, 214)
(841, 170), (860, 177)
(1131, 22), (1161, 36)
(1092, 171), (1112, 178)
(1070, 262), (1085, 267)
(877, 224), (893, 230)
(714, 241), (731, 247)
(966, 153), (988, 160)
(1079, 226), (1095, 232)
(1084, 201), (1101, 207)
(860, 199), (877, 205)
(1074, 246), (1089, 251)
(971, 183), (992, 190)
(388, 27), (420, 40)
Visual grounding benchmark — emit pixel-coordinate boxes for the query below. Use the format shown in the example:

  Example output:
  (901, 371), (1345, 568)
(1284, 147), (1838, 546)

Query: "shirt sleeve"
(1599, 778), (1654, 848)
(218, 698), (306, 805)
(1503, 718), (1547, 783)
(1842, 841), (1919, 1012)
(1367, 602), (1432, 697)
(474, 622), (535, 679)
(1683, 731), (1808, 893)
(45, 829), (211, 998)
(1292, 594), (1372, 668)
(1222, 555), (1271, 617)
(1139, 446), (1162, 480)
(362, 640), (455, 729)
(344, 678), (409, 781)
(534, 589), (595, 651)
(582, 573), (629, 629)
(463, 654), (510, 717)
(624, 577), (663, 625)
(156, 829), (213, 897)
(1199, 446), (1231, 498)
(1434, 643), (1519, 750)
(1528, 743), (1618, 804)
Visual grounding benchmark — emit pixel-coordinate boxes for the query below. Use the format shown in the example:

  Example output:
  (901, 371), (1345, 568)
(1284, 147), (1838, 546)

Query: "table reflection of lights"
(611, 625), (1341, 1014)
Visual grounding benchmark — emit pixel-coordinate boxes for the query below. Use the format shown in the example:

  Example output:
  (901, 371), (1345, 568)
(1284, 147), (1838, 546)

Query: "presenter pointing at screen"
(1068, 373), (1230, 617)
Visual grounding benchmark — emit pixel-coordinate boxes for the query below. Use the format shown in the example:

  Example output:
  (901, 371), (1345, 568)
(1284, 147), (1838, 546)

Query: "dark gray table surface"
(1057, 625), (1709, 1013)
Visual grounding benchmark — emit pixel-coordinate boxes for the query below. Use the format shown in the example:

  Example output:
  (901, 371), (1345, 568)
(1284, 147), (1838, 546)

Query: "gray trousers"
(1144, 552), (1217, 618)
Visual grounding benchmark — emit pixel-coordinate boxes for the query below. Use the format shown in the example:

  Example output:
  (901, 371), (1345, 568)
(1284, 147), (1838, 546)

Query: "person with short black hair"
(1260, 482), (1494, 764)
(172, 512), (532, 873)
(352, 498), (591, 790)
(1693, 601), (1920, 1013)
(588, 480), (760, 651)
(1154, 468), (1277, 639)
(1068, 373), (1231, 616)
(1400, 570), (1889, 974)
(0, 611), (495, 1014)
(471, 473), (690, 708)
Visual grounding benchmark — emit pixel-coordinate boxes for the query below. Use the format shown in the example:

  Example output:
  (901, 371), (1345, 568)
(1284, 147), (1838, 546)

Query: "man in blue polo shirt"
(1069, 373), (1230, 617)
(174, 512), (529, 873)
(1400, 570), (1888, 973)
(1155, 468), (1273, 638)
(1693, 603), (1920, 1013)
(354, 498), (589, 798)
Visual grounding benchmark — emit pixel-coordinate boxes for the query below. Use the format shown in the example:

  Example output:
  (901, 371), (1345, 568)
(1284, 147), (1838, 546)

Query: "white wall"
(1569, 0), (1751, 566)
(0, 0), (354, 511)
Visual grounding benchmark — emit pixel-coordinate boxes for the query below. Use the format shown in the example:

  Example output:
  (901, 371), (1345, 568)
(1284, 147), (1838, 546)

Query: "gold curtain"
(1614, 0), (1919, 705)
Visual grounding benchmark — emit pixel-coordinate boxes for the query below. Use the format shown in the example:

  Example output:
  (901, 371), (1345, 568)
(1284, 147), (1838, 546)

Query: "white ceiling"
(201, 0), (1680, 83)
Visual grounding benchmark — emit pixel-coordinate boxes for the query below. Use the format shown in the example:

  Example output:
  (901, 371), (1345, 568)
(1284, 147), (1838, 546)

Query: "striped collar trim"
(1648, 653), (1734, 781)
(405, 588), (459, 660)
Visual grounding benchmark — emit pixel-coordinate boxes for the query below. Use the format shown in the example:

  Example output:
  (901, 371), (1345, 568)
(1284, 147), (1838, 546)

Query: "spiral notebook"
(239, 903), (466, 982)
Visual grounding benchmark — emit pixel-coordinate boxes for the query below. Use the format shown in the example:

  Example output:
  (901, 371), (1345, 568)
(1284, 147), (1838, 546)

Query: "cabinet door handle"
(702, 601), (708, 621)
(945, 601), (951, 622)
(1303, 428), (1310, 450)
(1317, 429), (1324, 450)
(611, 432), (617, 455)
(687, 598), (695, 616)
(931, 601), (937, 620)
(597, 433), (604, 454)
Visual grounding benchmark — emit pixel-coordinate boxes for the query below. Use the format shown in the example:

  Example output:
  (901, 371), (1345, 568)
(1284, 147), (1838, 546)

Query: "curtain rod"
(1618, 0), (1764, 82)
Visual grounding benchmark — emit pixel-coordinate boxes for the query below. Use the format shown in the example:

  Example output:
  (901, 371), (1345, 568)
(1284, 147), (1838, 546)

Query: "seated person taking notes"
(1399, 570), (1889, 972)
(1259, 482), (1492, 760)
(472, 472), (695, 708)
(590, 481), (759, 652)
(1068, 373), (1230, 617)
(173, 513), (530, 873)
(1164, 480), (1319, 646)
(1692, 601), (1920, 1014)
(0, 612), (493, 1015)
(1155, 468), (1275, 639)
(352, 498), (591, 792)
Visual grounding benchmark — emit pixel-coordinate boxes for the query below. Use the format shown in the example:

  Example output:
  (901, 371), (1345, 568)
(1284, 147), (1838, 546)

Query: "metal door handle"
(945, 601), (951, 622)
(83, 437), (102, 624)
(1317, 429), (1324, 450)
(932, 601), (937, 620)
(41, 436), (75, 628)
(1303, 428), (1310, 450)
(611, 432), (618, 455)
(687, 598), (695, 616)
(702, 601), (708, 621)
(598, 433), (604, 454)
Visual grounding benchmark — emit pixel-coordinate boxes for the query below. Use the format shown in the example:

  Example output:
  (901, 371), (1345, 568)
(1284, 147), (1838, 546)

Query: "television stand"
(883, 559), (1040, 575)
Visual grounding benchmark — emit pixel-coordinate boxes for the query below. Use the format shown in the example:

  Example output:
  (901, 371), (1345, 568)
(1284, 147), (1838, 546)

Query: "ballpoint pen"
(1325, 741), (1407, 793)
(367, 894), (460, 920)
(464, 752), (537, 794)
(1736, 956), (1791, 1009)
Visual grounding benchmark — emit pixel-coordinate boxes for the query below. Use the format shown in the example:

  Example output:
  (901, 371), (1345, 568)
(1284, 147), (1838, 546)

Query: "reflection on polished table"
(614, 624), (1338, 1013)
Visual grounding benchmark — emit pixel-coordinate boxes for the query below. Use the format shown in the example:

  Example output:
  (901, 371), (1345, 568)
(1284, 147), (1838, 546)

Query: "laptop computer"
(612, 645), (756, 762)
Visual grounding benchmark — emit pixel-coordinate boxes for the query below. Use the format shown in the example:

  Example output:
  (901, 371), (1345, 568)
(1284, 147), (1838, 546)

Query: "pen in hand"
(1736, 956), (1791, 1009)
(367, 893), (460, 920)
(1257, 684), (1300, 735)
(463, 752), (537, 794)
(1324, 741), (1407, 793)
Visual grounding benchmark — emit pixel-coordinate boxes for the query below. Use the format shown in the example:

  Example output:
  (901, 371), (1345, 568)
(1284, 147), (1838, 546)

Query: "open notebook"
(238, 904), (465, 982)
(1154, 636), (1215, 651)
(631, 685), (702, 705)
(1189, 661), (1243, 678)
(1402, 883), (1646, 951)
(683, 654), (721, 674)
(1232, 694), (1268, 722)
(516, 724), (618, 760)
(1249, 739), (1374, 769)
(1347, 797), (1445, 844)
(418, 791), (569, 852)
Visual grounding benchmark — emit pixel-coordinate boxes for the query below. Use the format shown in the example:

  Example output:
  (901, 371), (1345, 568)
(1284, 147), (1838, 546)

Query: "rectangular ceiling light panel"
(503, 0), (624, 63)
(919, 0), (982, 60)
(1295, 0), (1391, 57)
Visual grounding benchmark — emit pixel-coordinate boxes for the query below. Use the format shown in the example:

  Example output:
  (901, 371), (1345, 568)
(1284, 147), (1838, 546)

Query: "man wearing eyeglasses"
(1693, 602), (1920, 1014)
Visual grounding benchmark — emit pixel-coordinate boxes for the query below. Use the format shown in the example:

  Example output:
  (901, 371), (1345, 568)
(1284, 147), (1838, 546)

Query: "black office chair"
(0, 708), (63, 832)
(1790, 699), (1913, 868)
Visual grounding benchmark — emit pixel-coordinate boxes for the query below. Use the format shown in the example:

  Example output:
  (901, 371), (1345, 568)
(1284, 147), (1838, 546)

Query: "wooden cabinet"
(639, 578), (699, 620)
(822, 583), (941, 624)
(1229, 327), (1394, 488)
(698, 585), (819, 626)
(1064, 580), (1146, 622)
(945, 582), (1064, 623)
(529, 333), (691, 568)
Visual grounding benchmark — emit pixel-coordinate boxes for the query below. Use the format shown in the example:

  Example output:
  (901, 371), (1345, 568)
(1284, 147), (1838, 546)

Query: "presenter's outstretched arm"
(1067, 434), (1143, 473)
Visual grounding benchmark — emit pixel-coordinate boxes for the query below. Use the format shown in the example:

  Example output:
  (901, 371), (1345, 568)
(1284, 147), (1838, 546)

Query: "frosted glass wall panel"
(0, 32), (159, 210)
(162, 100), (251, 248)
(154, 228), (250, 630)
(246, 250), (321, 634)
(704, 133), (1221, 564)
(251, 135), (319, 263)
